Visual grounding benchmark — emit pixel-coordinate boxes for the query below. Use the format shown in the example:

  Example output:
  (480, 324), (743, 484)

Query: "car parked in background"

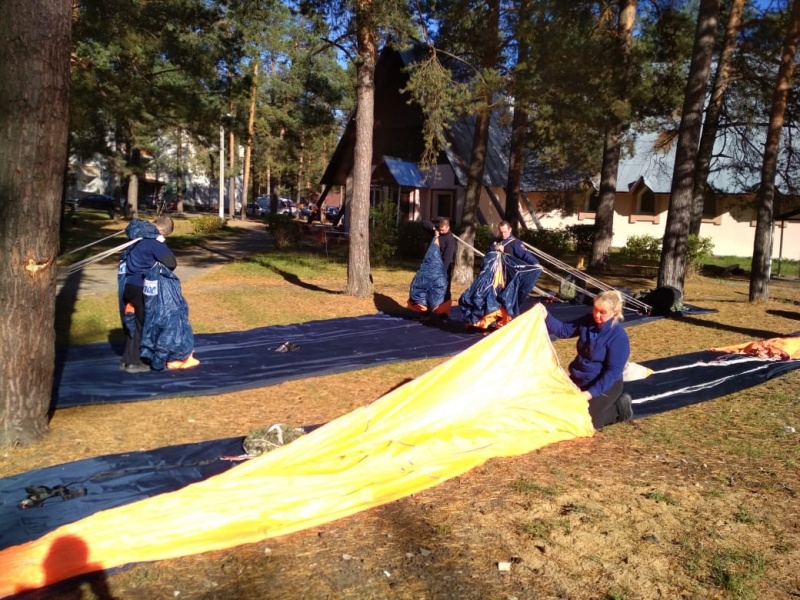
(246, 196), (297, 218)
(75, 194), (121, 217)
(78, 194), (118, 211)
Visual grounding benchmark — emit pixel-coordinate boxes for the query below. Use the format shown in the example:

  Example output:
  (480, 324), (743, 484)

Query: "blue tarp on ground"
(52, 304), (688, 409)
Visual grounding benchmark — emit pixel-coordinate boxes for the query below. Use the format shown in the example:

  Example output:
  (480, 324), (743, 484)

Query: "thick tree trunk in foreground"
(658, 0), (719, 292)
(0, 0), (71, 444)
(346, 0), (376, 298)
(750, 0), (800, 301)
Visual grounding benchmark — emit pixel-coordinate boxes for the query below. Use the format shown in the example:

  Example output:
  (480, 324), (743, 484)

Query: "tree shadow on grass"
(267, 265), (341, 294)
(766, 309), (800, 322)
(675, 314), (788, 340)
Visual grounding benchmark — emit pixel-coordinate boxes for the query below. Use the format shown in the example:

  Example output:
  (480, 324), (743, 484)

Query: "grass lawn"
(9, 219), (800, 600)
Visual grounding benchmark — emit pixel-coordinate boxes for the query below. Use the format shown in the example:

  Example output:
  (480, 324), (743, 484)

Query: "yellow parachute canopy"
(0, 304), (593, 597)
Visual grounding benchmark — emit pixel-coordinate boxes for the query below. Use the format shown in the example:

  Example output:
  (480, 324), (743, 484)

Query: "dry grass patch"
(6, 259), (800, 599)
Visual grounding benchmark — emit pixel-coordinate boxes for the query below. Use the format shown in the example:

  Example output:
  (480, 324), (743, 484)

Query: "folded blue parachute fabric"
(626, 348), (800, 419)
(459, 251), (541, 325)
(140, 263), (194, 370)
(408, 240), (448, 310)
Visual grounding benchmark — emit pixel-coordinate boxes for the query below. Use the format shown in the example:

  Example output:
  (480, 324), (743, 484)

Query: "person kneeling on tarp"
(541, 290), (633, 428)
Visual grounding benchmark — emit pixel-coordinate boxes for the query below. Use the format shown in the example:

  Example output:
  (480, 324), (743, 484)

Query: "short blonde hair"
(594, 290), (625, 324)
(155, 215), (174, 236)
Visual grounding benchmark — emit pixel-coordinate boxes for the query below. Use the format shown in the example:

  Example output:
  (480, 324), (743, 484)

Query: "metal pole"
(218, 124), (225, 220)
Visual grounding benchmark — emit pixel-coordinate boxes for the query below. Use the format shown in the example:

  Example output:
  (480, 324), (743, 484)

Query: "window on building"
(637, 188), (656, 215)
(587, 190), (600, 212)
(369, 186), (383, 208)
(433, 191), (454, 219)
(702, 189), (717, 219)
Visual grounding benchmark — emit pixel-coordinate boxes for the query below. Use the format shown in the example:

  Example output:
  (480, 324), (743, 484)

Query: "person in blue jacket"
(494, 221), (539, 266)
(544, 289), (633, 428)
(121, 215), (177, 372)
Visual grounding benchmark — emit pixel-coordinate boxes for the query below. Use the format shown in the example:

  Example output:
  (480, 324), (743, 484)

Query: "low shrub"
(369, 200), (398, 266)
(687, 234), (714, 268)
(191, 215), (225, 235)
(619, 234), (662, 263)
(519, 227), (574, 256)
(265, 214), (301, 249)
(472, 224), (495, 255)
(567, 224), (595, 254)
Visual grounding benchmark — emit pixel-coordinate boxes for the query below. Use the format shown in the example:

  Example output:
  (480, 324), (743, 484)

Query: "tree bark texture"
(658, 0), (719, 292)
(453, 0), (500, 287)
(504, 0), (533, 233)
(749, 0), (800, 301)
(0, 0), (71, 444)
(689, 0), (744, 235)
(453, 107), (491, 286)
(590, 0), (636, 269)
(242, 61), (259, 221)
(346, 0), (376, 298)
(591, 129), (622, 268)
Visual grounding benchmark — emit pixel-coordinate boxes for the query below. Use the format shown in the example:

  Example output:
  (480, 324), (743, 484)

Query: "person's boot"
(616, 393), (633, 422)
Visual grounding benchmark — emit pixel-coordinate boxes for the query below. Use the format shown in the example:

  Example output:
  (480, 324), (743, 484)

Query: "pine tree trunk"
(0, 0), (71, 445)
(453, 108), (491, 286)
(591, 129), (621, 268)
(658, 0), (720, 292)
(242, 61), (259, 222)
(504, 104), (526, 232)
(346, 0), (376, 298)
(590, 0), (636, 270)
(453, 0), (500, 287)
(176, 129), (184, 214)
(504, 0), (532, 233)
(690, 0), (744, 235)
(750, 0), (800, 301)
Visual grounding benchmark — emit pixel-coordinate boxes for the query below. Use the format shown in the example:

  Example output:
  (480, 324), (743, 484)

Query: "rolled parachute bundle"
(407, 239), (450, 314)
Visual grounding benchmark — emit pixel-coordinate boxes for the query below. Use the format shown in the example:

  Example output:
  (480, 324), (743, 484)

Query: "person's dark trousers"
(122, 284), (145, 366)
(587, 379), (624, 429)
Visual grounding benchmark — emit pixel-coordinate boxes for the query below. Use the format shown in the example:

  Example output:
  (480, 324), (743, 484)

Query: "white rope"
(649, 355), (776, 375)
(453, 233), (485, 257)
(58, 229), (126, 258)
(520, 240), (652, 313)
(632, 362), (779, 405)
(58, 238), (140, 277)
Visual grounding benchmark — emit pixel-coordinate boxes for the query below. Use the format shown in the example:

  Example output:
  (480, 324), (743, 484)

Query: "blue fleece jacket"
(495, 236), (539, 266)
(125, 238), (177, 287)
(545, 312), (630, 399)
